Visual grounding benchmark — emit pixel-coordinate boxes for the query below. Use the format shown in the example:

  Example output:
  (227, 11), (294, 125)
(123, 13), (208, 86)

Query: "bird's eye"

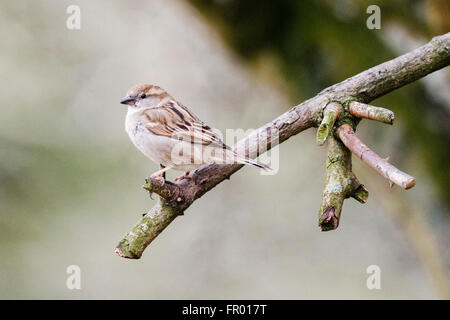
(139, 93), (146, 99)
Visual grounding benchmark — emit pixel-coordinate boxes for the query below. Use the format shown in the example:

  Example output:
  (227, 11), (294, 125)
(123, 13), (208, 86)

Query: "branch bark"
(318, 132), (368, 231)
(316, 102), (341, 145)
(116, 33), (450, 259)
(337, 124), (416, 189)
(348, 101), (394, 125)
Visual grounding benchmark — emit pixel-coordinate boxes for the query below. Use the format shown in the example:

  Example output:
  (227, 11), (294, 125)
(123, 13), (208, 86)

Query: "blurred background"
(0, 0), (448, 299)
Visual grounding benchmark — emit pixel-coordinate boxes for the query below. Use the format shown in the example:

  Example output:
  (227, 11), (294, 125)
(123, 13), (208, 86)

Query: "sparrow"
(120, 84), (270, 182)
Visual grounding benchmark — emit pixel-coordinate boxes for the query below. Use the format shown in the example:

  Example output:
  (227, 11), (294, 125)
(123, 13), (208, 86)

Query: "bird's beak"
(120, 97), (136, 106)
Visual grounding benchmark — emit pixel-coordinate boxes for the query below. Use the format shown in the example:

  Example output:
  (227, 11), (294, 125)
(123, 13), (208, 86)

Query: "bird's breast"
(125, 114), (174, 166)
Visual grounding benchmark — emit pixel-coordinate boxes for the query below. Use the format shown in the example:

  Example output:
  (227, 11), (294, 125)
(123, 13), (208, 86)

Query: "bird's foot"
(150, 165), (172, 186)
(150, 174), (166, 186)
(174, 171), (191, 182)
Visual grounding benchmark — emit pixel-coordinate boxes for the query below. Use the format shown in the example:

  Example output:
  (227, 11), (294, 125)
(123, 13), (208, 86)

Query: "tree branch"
(337, 124), (416, 189)
(115, 33), (450, 259)
(348, 101), (394, 124)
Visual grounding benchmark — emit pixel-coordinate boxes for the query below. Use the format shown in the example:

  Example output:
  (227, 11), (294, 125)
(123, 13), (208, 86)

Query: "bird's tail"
(234, 155), (271, 171)
(233, 152), (272, 171)
(210, 149), (271, 171)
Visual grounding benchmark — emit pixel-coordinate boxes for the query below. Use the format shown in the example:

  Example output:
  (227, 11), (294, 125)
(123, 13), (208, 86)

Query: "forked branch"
(116, 33), (450, 259)
(317, 99), (413, 231)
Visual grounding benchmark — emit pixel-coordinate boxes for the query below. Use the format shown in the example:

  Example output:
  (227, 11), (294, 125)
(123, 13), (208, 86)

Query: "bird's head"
(120, 84), (171, 109)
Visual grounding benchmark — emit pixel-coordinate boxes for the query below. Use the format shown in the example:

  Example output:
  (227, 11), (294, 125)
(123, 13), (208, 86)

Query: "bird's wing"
(141, 100), (230, 149)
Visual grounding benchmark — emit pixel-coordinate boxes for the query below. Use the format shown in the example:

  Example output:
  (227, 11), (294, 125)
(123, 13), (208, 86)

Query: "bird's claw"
(151, 175), (165, 186)
(174, 171), (191, 182)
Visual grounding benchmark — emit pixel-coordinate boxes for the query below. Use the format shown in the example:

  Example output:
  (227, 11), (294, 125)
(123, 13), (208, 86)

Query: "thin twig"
(336, 124), (416, 189)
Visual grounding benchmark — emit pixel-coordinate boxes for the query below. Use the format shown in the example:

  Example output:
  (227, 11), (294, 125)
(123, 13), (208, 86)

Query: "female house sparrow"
(120, 84), (270, 182)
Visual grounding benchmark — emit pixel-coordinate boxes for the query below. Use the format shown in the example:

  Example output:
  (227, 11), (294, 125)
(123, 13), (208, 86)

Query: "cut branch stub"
(337, 124), (416, 189)
(115, 177), (185, 259)
(316, 102), (341, 145)
(319, 132), (368, 231)
(143, 177), (181, 201)
(115, 200), (182, 259)
(349, 101), (394, 125)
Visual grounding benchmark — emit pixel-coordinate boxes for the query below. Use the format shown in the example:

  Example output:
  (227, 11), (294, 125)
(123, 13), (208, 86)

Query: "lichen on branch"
(348, 101), (394, 125)
(318, 126), (368, 231)
(115, 200), (181, 259)
(316, 102), (341, 145)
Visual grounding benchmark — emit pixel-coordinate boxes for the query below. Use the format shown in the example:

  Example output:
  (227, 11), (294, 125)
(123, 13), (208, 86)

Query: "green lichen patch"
(318, 132), (368, 231)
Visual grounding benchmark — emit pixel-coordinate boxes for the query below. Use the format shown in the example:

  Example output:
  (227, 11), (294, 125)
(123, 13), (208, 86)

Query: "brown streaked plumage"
(142, 102), (227, 148)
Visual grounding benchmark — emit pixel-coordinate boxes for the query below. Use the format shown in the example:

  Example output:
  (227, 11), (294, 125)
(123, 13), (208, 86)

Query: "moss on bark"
(318, 128), (368, 231)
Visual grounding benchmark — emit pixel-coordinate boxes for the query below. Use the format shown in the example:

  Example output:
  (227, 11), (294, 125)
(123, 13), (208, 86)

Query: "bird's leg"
(174, 170), (192, 182)
(148, 164), (167, 199)
(160, 164), (166, 180)
(150, 165), (172, 185)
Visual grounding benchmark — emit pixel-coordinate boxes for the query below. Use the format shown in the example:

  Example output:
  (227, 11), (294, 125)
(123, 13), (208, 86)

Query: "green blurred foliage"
(189, 0), (450, 205)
